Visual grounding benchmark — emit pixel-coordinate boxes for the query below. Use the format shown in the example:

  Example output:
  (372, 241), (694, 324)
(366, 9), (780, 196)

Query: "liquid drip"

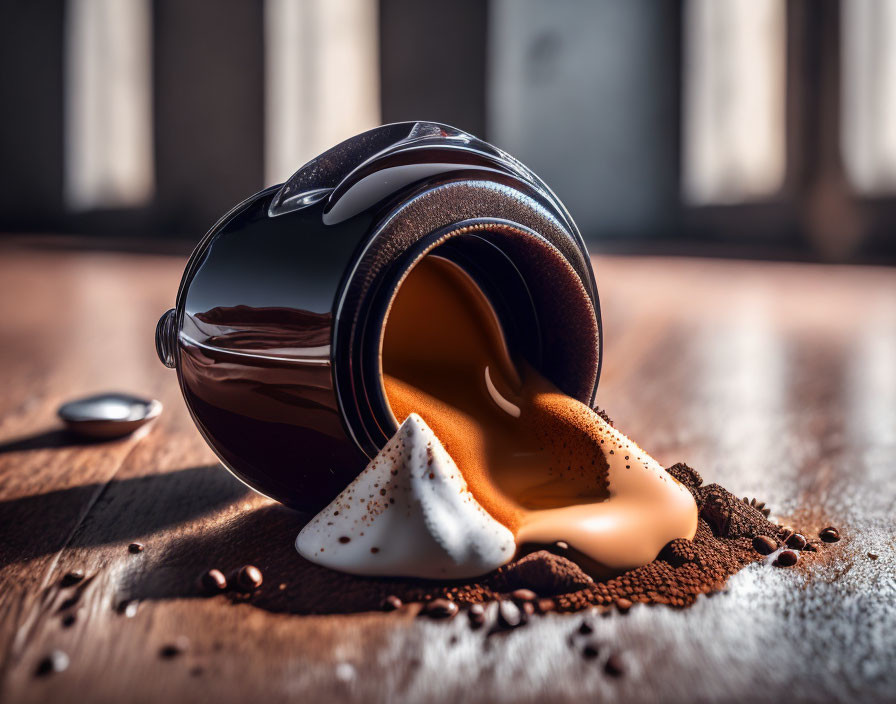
(381, 255), (697, 572)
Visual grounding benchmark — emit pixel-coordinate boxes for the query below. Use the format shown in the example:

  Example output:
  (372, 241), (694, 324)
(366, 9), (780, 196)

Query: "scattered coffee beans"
(510, 588), (537, 602)
(775, 550), (799, 567)
(128, 542), (144, 554)
(35, 650), (69, 677)
(786, 533), (808, 550)
(61, 570), (85, 586)
(615, 598), (632, 613)
(199, 569), (227, 594)
(236, 565), (263, 592)
(819, 527), (841, 543)
(159, 637), (190, 659)
(497, 600), (523, 629)
(536, 598), (555, 613)
(422, 598), (458, 619)
(383, 595), (403, 611)
(582, 642), (600, 659)
(604, 653), (625, 677)
(116, 599), (139, 618)
(252, 463), (824, 616)
(58, 594), (80, 611)
(752, 535), (778, 555)
(467, 604), (486, 629)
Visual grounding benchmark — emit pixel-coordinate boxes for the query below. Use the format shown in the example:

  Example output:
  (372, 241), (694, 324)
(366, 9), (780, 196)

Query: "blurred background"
(1, 0), (894, 263)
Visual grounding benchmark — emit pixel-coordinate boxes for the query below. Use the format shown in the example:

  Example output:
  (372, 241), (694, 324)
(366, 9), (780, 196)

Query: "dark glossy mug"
(156, 121), (602, 511)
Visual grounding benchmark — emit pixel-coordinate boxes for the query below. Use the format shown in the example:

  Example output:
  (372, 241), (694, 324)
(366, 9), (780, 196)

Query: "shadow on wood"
(0, 428), (116, 454)
(0, 465), (250, 568)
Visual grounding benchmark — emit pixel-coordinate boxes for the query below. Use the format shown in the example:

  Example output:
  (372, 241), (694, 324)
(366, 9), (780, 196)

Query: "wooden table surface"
(0, 244), (894, 704)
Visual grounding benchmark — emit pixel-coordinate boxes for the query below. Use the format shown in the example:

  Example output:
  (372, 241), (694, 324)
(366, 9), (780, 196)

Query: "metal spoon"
(58, 393), (162, 439)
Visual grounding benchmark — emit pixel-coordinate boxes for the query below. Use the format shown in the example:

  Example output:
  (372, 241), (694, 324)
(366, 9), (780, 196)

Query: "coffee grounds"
(245, 461), (806, 614)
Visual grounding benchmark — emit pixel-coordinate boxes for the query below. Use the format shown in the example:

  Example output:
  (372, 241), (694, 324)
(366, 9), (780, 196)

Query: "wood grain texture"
(0, 244), (894, 703)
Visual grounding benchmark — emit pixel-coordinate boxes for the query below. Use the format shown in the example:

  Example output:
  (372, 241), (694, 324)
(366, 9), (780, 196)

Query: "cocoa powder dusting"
(256, 463), (803, 614)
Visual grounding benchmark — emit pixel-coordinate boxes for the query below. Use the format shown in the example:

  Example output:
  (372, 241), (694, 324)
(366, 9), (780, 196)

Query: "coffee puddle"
(382, 255), (697, 573)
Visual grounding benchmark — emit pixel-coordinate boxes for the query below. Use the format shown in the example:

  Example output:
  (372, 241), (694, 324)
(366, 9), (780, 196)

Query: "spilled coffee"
(381, 255), (697, 572)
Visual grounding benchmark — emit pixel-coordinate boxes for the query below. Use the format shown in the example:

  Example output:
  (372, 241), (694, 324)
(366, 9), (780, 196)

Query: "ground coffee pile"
(248, 460), (814, 615)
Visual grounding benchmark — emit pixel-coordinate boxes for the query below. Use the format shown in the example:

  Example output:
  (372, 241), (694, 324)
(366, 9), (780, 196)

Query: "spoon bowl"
(58, 393), (162, 439)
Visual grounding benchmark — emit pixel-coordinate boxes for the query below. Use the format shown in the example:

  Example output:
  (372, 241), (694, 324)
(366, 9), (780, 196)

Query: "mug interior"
(370, 223), (600, 439)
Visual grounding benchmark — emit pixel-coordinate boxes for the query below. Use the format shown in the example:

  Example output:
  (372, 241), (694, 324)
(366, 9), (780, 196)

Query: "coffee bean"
(615, 598), (632, 613)
(775, 550), (799, 567)
(422, 598), (458, 619)
(819, 527), (841, 543)
(58, 594), (80, 611)
(604, 653), (625, 677)
(199, 569), (227, 594)
(159, 636), (190, 659)
(236, 565), (263, 592)
(511, 588), (537, 602)
(582, 641), (600, 659)
(115, 599), (139, 618)
(128, 542), (144, 554)
(383, 595), (403, 611)
(536, 598), (555, 613)
(35, 650), (69, 677)
(467, 603), (486, 629)
(752, 535), (778, 555)
(786, 533), (808, 550)
(521, 601), (536, 617)
(497, 599), (523, 629)
(335, 662), (356, 682)
(61, 570), (85, 587)
(578, 619), (594, 635)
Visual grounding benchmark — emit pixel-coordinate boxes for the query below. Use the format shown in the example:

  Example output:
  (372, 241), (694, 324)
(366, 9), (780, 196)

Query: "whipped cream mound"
(296, 413), (516, 579)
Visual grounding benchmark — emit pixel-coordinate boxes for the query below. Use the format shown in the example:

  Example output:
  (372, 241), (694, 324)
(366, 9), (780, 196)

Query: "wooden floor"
(0, 243), (894, 703)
